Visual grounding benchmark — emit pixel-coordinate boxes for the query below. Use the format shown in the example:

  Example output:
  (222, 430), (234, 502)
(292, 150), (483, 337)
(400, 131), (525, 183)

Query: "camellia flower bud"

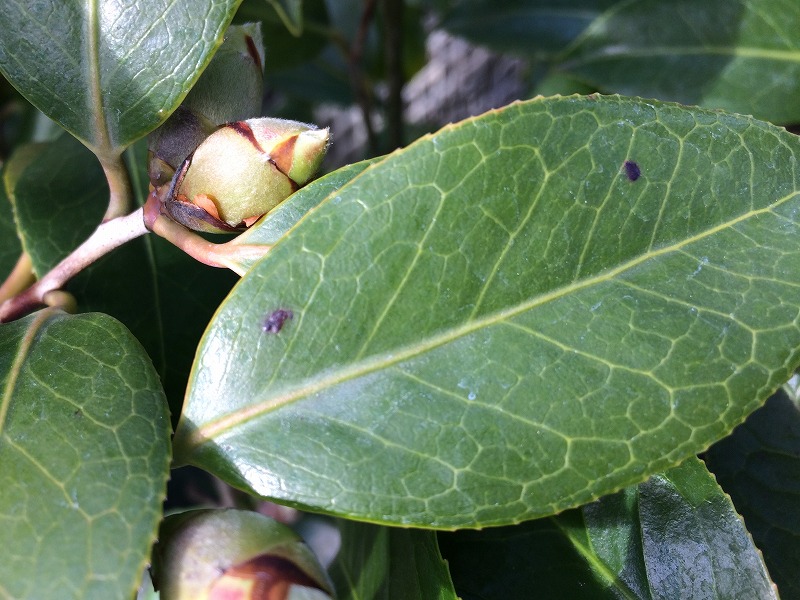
(148, 23), (265, 197)
(151, 509), (334, 600)
(163, 117), (330, 232)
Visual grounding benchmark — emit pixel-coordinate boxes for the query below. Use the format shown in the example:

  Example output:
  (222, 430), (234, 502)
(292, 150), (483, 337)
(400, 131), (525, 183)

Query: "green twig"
(349, 0), (380, 155)
(0, 207), (148, 322)
(144, 194), (269, 276)
(382, 0), (405, 150)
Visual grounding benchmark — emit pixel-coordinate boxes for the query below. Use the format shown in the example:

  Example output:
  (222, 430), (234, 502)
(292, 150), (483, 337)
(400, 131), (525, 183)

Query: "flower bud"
(148, 23), (265, 195)
(164, 118), (330, 232)
(152, 509), (334, 600)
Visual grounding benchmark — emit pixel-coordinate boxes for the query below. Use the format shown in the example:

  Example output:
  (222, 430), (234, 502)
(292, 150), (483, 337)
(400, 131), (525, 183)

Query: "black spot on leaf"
(624, 160), (641, 181)
(263, 309), (293, 333)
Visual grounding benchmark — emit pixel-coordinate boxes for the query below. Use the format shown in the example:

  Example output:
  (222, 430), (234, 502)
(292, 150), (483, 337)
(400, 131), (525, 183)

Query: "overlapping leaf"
(175, 95), (800, 527)
(440, 458), (777, 599)
(330, 521), (457, 600)
(0, 0), (242, 157)
(0, 309), (171, 599)
(558, 0), (800, 123)
(705, 390), (800, 599)
(442, 0), (621, 57)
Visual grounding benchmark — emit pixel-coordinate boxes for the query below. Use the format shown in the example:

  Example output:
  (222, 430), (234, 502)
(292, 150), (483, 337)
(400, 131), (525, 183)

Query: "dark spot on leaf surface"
(263, 309), (293, 333)
(624, 160), (641, 181)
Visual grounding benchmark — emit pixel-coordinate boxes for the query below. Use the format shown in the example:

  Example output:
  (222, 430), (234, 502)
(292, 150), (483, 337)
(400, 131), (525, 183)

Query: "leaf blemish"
(263, 309), (293, 334)
(623, 160), (641, 181)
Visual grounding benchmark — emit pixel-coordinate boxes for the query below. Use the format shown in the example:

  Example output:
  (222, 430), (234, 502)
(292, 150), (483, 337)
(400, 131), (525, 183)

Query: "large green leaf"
(0, 0), (242, 157)
(441, 0), (621, 57)
(0, 309), (171, 599)
(440, 457), (777, 599)
(174, 95), (800, 527)
(558, 0), (800, 124)
(330, 521), (457, 600)
(705, 390), (800, 599)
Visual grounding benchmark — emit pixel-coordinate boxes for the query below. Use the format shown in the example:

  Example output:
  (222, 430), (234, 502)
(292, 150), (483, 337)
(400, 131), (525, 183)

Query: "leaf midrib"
(187, 191), (799, 446)
(568, 45), (800, 65)
(552, 516), (641, 600)
(86, 0), (112, 155)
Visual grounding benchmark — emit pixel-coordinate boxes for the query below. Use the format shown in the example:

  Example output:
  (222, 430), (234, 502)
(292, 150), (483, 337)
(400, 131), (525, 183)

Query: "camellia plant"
(1, 0), (799, 599)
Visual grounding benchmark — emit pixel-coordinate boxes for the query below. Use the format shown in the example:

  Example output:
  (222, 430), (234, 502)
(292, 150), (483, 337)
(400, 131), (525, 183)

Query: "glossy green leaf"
(175, 95), (800, 527)
(439, 458), (777, 600)
(330, 521), (457, 600)
(0, 0), (242, 157)
(638, 458), (776, 598)
(558, 0), (800, 124)
(8, 135), (107, 276)
(441, 0), (621, 57)
(266, 0), (304, 35)
(705, 390), (800, 599)
(441, 511), (625, 599)
(440, 457), (776, 599)
(0, 309), (171, 600)
(228, 158), (378, 272)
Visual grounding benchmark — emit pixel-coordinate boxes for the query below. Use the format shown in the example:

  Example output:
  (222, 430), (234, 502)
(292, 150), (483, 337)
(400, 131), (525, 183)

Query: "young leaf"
(0, 0), (242, 157)
(330, 520), (457, 600)
(705, 390), (800, 599)
(440, 457), (777, 599)
(174, 95), (800, 527)
(558, 0), (800, 124)
(0, 309), (171, 600)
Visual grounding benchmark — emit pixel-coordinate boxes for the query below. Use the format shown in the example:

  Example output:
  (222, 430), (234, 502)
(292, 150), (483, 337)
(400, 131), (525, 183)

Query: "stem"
(148, 213), (270, 276)
(382, 0), (405, 150)
(349, 0), (379, 155)
(0, 208), (148, 322)
(100, 153), (134, 220)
